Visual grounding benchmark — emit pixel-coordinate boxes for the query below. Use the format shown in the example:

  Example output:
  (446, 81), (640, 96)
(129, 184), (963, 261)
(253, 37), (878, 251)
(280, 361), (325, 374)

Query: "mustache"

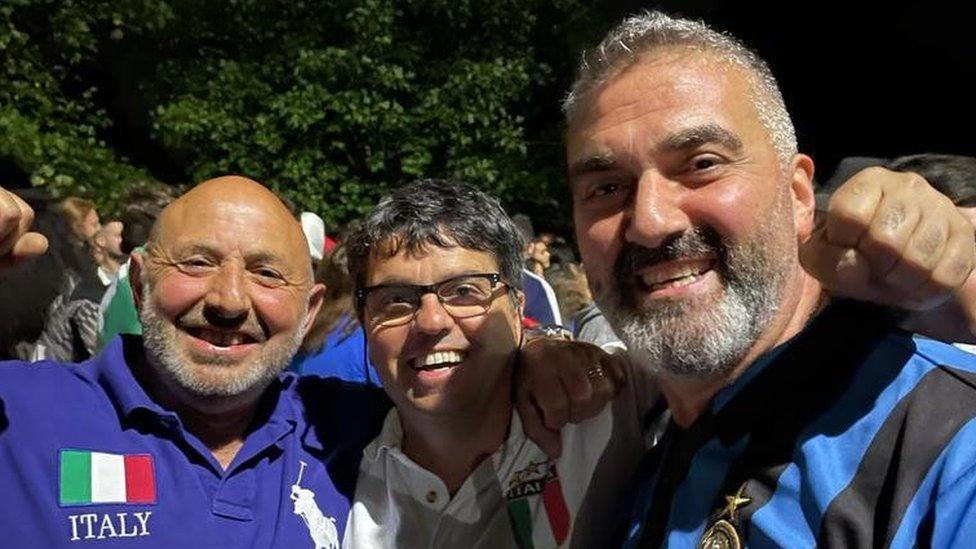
(176, 306), (268, 342)
(614, 226), (725, 280)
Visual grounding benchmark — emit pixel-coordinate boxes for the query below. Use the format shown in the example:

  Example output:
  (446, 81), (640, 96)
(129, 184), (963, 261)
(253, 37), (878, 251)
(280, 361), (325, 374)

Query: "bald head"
(148, 176), (311, 282)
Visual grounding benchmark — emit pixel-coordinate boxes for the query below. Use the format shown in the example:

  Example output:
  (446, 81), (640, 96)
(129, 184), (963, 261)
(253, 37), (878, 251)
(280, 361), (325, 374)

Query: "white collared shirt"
(344, 363), (658, 548)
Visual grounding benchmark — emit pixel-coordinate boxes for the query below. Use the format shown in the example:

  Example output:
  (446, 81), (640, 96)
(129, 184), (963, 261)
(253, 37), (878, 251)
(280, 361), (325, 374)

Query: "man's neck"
(658, 273), (825, 428)
(100, 257), (122, 276)
(135, 359), (266, 470)
(399, 378), (513, 496)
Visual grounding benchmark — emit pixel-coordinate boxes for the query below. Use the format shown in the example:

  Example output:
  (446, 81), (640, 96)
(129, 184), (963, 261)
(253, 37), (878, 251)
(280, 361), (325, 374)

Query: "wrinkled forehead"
(156, 195), (307, 263)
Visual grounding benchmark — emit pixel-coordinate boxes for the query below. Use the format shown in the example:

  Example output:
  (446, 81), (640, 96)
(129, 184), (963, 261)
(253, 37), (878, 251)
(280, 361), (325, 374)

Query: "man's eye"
(593, 183), (620, 197)
(383, 292), (414, 305)
(179, 258), (214, 270)
(690, 155), (722, 171)
(446, 284), (486, 298)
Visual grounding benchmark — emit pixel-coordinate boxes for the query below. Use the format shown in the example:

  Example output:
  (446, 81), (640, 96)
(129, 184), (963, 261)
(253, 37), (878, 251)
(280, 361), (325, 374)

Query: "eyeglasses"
(356, 273), (508, 328)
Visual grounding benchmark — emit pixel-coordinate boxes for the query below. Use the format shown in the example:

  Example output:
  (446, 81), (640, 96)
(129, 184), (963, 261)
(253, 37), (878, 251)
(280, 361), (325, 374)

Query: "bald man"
(0, 177), (391, 548)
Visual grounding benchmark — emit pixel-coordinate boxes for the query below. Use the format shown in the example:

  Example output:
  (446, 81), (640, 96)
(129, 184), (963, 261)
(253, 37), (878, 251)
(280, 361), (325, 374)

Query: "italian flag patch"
(505, 461), (570, 548)
(59, 450), (156, 506)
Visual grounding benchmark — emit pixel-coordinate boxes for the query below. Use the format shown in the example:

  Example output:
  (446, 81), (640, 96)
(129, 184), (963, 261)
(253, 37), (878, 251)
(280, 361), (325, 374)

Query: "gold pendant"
(698, 483), (751, 549)
(698, 519), (741, 549)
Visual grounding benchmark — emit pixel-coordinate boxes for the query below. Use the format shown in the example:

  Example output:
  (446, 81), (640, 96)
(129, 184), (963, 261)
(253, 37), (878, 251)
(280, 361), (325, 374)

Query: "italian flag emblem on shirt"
(60, 450), (157, 506)
(505, 460), (570, 548)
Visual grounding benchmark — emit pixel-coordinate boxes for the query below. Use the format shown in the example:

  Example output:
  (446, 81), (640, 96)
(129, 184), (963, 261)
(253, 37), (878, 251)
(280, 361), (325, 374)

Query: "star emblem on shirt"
(718, 483), (752, 521)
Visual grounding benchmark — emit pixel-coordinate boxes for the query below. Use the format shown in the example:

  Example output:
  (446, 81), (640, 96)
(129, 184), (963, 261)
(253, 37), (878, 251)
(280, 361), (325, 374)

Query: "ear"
(129, 250), (147, 312)
(512, 289), (527, 340)
(300, 282), (327, 338)
(789, 153), (817, 240)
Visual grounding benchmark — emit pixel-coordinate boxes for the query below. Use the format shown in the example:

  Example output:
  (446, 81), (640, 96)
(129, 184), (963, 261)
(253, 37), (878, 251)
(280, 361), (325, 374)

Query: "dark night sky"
(601, 1), (975, 180)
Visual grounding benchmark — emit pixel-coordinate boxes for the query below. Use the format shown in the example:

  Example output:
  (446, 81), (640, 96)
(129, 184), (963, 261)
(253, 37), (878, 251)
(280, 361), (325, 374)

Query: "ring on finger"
(585, 365), (606, 379)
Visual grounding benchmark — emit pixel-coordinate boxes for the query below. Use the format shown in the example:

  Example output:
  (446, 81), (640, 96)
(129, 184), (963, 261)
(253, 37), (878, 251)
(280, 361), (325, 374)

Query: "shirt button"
(426, 490), (438, 504)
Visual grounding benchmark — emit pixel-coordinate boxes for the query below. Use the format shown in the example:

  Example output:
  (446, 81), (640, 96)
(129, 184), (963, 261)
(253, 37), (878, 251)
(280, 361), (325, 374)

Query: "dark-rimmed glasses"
(356, 273), (508, 328)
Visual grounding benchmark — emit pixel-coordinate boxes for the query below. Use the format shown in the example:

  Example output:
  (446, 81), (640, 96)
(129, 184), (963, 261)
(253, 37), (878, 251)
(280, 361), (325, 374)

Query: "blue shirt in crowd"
(0, 335), (390, 548)
(291, 318), (379, 386)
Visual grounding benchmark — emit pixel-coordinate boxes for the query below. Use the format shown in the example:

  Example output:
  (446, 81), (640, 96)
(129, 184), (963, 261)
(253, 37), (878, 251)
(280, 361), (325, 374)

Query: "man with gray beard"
(564, 11), (976, 548)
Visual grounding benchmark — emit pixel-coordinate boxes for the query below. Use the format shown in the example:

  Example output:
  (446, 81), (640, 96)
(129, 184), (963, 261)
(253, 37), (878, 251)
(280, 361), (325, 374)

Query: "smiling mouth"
(409, 350), (466, 371)
(637, 258), (716, 292)
(185, 327), (258, 348)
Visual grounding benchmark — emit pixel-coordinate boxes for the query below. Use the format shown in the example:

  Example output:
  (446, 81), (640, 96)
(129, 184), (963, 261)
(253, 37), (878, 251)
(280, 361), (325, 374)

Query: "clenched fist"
(800, 167), (975, 311)
(0, 186), (49, 274)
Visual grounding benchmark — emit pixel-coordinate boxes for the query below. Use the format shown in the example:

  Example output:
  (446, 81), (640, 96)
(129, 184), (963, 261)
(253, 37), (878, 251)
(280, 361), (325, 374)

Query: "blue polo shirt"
(0, 335), (390, 548)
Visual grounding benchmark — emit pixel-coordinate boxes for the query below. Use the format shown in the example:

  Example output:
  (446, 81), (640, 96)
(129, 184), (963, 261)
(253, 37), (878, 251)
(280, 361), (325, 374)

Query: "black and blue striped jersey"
(620, 301), (976, 548)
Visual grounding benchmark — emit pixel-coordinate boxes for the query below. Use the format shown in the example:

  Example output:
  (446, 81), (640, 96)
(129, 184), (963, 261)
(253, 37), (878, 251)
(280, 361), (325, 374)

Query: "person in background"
(545, 262), (593, 332)
(97, 183), (179, 349)
(54, 196), (101, 242)
(291, 242), (380, 385)
(33, 221), (126, 361)
(509, 213), (564, 327)
(0, 195), (93, 359)
(91, 220), (126, 284)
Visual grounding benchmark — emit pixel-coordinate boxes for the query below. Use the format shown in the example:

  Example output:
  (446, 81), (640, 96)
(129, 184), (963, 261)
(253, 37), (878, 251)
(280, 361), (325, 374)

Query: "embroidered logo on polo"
(60, 450), (157, 506)
(504, 459), (570, 549)
(59, 449), (156, 541)
(290, 460), (340, 549)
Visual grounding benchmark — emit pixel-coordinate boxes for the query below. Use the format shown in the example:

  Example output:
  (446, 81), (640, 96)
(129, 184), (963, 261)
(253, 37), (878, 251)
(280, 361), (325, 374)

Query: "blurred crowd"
(3, 152), (975, 370)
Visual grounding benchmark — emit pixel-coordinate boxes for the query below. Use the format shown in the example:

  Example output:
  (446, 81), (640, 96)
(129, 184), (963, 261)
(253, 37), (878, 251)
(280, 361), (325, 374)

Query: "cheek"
(250, 288), (308, 333)
(684, 177), (779, 241)
(151, 275), (208, 319)
(365, 327), (407, 374)
(575, 212), (623, 288)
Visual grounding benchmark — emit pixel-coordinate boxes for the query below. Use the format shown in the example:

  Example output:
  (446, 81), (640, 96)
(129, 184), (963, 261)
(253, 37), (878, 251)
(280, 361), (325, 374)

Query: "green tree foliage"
(1, 0), (600, 230)
(0, 0), (171, 212)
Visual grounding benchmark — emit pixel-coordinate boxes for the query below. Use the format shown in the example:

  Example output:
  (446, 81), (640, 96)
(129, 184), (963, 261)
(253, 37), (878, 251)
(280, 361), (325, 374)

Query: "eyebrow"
(567, 152), (618, 179)
(660, 124), (744, 154)
(567, 124), (745, 181)
(172, 243), (220, 257)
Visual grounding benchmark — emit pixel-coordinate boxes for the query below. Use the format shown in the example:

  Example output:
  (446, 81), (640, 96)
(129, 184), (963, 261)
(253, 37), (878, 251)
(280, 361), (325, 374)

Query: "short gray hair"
(563, 11), (797, 168)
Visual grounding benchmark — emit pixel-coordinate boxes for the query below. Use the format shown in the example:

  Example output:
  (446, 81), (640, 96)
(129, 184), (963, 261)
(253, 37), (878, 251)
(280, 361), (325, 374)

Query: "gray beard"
(139, 283), (305, 398)
(596, 222), (792, 379)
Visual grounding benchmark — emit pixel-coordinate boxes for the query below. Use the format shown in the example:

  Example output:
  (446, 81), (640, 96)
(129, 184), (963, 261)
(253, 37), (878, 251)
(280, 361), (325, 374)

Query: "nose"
(412, 292), (455, 335)
(624, 169), (691, 249)
(204, 262), (251, 320)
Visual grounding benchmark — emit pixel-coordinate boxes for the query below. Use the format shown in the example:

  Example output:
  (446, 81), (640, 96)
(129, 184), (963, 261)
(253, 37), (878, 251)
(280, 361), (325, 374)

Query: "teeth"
(198, 329), (245, 347)
(420, 351), (465, 368)
(640, 262), (711, 291)
(644, 273), (699, 291)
